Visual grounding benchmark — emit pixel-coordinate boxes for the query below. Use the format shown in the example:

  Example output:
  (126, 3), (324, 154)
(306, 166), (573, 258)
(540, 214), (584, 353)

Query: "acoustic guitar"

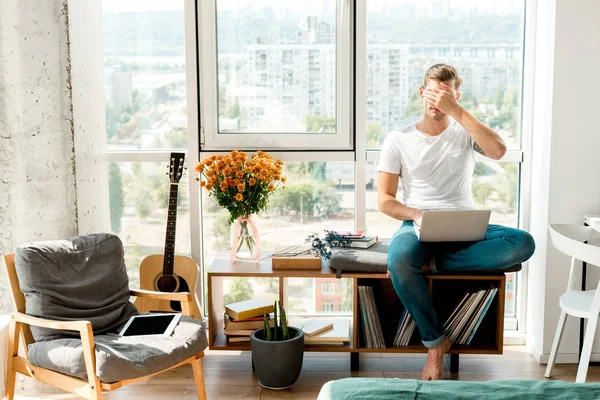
(134, 152), (202, 320)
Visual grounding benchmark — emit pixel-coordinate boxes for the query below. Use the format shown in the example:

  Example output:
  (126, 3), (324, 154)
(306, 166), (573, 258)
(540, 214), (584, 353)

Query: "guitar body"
(135, 254), (202, 320)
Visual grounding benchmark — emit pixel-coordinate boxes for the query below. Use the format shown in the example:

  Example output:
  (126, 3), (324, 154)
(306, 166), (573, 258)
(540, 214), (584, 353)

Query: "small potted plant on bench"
(250, 301), (304, 389)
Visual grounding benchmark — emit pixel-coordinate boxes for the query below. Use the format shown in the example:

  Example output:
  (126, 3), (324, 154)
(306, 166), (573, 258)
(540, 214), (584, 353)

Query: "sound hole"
(156, 275), (178, 293)
(171, 278), (191, 312)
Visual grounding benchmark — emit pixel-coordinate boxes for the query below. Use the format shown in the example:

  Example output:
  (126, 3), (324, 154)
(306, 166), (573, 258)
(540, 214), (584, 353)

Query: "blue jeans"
(387, 222), (535, 348)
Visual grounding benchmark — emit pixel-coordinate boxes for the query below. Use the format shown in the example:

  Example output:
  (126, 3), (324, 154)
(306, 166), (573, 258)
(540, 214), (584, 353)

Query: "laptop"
(415, 210), (491, 242)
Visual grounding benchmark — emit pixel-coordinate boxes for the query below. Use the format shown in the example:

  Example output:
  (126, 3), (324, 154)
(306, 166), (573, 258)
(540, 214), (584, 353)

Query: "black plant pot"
(250, 327), (304, 389)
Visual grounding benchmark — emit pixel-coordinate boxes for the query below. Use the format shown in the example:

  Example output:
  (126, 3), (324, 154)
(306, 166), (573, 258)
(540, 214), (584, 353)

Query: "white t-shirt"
(377, 119), (476, 211)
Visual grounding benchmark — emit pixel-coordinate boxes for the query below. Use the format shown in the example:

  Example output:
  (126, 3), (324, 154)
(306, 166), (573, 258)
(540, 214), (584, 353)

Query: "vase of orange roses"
(195, 150), (285, 262)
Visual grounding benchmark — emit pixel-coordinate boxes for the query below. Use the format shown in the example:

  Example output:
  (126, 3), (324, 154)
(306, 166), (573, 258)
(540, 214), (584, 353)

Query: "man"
(377, 64), (535, 381)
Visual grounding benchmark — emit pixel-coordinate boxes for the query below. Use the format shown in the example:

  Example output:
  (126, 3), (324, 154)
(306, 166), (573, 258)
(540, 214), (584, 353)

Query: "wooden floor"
(15, 346), (600, 400)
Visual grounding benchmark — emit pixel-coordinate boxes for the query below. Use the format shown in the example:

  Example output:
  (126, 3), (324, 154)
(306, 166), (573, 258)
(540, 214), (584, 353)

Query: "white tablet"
(119, 313), (182, 337)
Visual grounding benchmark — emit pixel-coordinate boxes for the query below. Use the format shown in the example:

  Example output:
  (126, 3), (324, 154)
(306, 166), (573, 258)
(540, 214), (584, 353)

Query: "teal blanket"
(317, 378), (600, 400)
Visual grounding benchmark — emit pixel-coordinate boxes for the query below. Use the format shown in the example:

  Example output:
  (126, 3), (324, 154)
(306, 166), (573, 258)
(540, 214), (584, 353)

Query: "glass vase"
(231, 215), (260, 262)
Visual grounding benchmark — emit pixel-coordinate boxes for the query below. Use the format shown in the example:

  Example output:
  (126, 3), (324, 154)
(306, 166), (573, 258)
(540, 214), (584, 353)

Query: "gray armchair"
(2, 233), (207, 400)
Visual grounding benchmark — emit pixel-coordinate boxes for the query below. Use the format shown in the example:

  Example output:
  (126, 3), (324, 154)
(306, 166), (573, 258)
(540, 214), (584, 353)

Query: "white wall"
(528, 0), (600, 363)
(69, 0), (110, 234)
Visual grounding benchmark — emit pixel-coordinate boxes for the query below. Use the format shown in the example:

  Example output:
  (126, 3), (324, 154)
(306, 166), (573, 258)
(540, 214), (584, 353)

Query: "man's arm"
(422, 83), (507, 160)
(451, 106), (506, 159)
(377, 171), (423, 226)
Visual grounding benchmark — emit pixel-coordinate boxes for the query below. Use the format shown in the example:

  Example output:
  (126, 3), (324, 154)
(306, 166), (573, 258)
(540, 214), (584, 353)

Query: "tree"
(472, 180), (494, 206)
(166, 127), (187, 149)
(340, 279), (352, 312)
(305, 114), (335, 133)
(212, 211), (231, 251)
(367, 121), (383, 148)
(270, 183), (315, 219)
(494, 86), (505, 109)
(498, 163), (519, 213)
(223, 278), (254, 305)
(108, 162), (124, 233)
(133, 188), (153, 219)
(308, 162), (326, 182)
(403, 93), (423, 119)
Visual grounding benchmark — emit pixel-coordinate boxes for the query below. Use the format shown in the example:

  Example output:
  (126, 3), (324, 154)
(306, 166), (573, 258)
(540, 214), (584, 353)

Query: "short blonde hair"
(424, 64), (463, 90)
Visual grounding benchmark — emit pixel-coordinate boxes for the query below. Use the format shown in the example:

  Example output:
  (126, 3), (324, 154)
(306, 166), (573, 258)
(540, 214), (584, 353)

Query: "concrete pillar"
(0, 0), (77, 314)
(1, 0), (108, 393)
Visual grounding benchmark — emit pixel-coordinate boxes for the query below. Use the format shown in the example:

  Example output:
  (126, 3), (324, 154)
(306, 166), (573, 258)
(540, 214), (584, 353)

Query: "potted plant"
(250, 301), (304, 389)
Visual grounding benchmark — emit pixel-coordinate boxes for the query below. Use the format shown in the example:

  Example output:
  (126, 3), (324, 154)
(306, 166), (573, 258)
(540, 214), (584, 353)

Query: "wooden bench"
(206, 252), (520, 372)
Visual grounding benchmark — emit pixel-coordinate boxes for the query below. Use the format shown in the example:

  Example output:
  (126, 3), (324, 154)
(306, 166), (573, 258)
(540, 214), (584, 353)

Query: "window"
(363, 0), (526, 324)
(199, 0), (353, 150)
(103, 0), (529, 329)
(103, 1), (189, 150)
(103, 0), (195, 289)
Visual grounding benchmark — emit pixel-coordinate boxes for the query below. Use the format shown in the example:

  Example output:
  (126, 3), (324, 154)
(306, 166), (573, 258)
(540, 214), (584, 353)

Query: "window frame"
(197, 0), (354, 151)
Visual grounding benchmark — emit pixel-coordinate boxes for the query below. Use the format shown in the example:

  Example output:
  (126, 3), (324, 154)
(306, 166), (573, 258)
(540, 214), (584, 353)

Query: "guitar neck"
(163, 183), (179, 276)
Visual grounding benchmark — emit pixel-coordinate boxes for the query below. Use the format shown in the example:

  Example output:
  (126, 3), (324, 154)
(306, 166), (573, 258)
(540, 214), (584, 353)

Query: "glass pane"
(202, 161), (354, 263)
(366, 161), (519, 237)
(102, 1), (188, 150)
(366, 1), (525, 150)
(286, 278), (352, 315)
(216, 1), (337, 133)
(222, 278), (279, 306)
(505, 272), (517, 317)
(108, 162), (191, 288)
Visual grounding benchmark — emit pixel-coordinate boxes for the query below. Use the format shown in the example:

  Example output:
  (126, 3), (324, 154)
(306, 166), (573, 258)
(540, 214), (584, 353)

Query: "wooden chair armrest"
(13, 312), (92, 334)
(12, 313), (99, 387)
(130, 289), (193, 303)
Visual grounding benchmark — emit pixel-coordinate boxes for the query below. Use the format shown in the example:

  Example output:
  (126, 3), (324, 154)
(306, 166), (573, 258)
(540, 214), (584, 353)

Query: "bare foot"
(421, 338), (452, 381)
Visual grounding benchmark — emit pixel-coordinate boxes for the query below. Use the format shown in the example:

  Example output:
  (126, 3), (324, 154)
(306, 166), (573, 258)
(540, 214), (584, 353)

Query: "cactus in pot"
(251, 300), (304, 389)
(262, 301), (296, 341)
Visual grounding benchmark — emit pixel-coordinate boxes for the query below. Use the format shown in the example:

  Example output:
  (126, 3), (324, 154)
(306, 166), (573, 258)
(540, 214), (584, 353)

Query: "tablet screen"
(121, 314), (179, 336)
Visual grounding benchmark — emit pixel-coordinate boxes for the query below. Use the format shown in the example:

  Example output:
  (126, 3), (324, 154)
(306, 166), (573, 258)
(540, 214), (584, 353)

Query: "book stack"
(393, 309), (417, 347)
(358, 286), (386, 349)
(444, 287), (498, 345)
(335, 231), (378, 249)
(291, 319), (351, 346)
(224, 299), (274, 343)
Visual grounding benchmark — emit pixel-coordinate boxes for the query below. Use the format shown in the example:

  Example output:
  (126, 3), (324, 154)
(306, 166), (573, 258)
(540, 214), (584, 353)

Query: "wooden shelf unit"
(207, 254), (506, 370)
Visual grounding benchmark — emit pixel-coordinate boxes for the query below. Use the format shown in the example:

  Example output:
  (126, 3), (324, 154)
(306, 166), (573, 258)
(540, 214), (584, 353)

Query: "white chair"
(545, 224), (600, 383)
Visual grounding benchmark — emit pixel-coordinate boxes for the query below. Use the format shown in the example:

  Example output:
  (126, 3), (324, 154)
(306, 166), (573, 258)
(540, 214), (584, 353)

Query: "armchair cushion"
(28, 315), (208, 383)
(15, 233), (137, 341)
